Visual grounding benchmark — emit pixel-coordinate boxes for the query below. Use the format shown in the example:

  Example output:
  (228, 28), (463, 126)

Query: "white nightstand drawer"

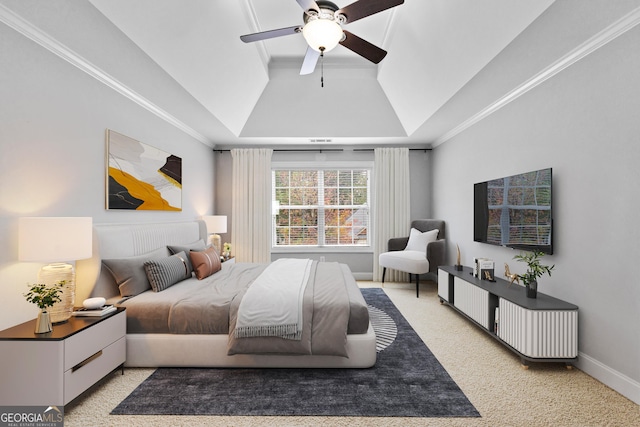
(64, 336), (126, 404)
(64, 310), (126, 370)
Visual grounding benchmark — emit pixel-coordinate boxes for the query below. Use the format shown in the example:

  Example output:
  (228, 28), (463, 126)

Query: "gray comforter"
(228, 261), (352, 357)
(119, 261), (369, 357)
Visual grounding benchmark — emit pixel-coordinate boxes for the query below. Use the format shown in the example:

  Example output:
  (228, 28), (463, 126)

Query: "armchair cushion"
(405, 228), (439, 252)
(379, 251), (430, 275)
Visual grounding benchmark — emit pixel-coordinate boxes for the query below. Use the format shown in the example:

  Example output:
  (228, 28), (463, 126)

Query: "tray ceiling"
(82, 0), (557, 147)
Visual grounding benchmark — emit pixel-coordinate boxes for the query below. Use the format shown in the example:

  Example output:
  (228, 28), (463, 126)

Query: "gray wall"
(0, 4), (216, 330)
(214, 149), (432, 279)
(431, 1), (640, 404)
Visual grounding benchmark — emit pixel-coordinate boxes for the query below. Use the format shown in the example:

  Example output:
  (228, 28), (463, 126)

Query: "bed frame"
(76, 221), (376, 368)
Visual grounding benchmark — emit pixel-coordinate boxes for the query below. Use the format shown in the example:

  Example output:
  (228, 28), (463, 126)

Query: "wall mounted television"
(474, 168), (553, 254)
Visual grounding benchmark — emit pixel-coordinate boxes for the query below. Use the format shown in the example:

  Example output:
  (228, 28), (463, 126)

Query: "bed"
(75, 221), (376, 368)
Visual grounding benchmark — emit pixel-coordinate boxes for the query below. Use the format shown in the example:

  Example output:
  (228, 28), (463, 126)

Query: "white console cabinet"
(0, 308), (126, 406)
(438, 266), (578, 368)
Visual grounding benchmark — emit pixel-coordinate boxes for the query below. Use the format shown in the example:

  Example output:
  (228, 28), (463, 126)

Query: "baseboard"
(352, 272), (438, 282)
(353, 272), (373, 281)
(577, 351), (640, 405)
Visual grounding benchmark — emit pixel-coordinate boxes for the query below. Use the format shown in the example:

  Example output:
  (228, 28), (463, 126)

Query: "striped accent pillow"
(144, 251), (192, 292)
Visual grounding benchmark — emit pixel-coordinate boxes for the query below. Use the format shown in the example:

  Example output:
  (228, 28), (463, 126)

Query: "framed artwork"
(106, 130), (182, 211)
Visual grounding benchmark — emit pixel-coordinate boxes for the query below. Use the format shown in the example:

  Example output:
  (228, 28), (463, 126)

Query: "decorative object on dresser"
(510, 250), (555, 299)
(474, 257), (495, 281)
(438, 266), (577, 369)
(454, 244), (463, 271)
(379, 219), (446, 298)
(23, 281), (64, 333)
(504, 263), (520, 285)
(19, 217), (93, 323)
(0, 308), (126, 406)
(202, 215), (227, 255)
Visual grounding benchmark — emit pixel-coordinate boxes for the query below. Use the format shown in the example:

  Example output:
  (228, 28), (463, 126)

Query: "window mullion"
(317, 170), (325, 246)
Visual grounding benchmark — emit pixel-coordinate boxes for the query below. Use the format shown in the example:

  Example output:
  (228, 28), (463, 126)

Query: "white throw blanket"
(234, 258), (312, 340)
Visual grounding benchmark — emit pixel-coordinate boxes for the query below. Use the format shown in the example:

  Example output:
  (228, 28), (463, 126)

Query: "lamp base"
(38, 263), (75, 324)
(209, 234), (222, 256)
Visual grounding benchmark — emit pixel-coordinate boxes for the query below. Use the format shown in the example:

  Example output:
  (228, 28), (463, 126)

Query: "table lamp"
(19, 217), (93, 323)
(202, 215), (227, 255)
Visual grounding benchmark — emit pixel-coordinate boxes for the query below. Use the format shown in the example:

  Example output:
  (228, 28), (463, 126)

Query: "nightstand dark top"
(0, 307), (125, 341)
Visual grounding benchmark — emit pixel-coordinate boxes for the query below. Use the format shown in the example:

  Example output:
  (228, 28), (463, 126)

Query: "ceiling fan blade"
(240, 25), (302, 43)
(336, 0), (404, 24)
(300, 47), (321, 75)
(296, 0), (320, 13)
(339, 30), (387, 64)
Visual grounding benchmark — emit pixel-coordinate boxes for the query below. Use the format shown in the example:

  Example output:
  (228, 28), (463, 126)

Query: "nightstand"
(222, 256), (235, 264)
(0, 308), (126, 406)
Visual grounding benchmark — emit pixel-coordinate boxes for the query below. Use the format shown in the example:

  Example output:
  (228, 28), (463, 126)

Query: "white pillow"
(404, 228), (439, 252)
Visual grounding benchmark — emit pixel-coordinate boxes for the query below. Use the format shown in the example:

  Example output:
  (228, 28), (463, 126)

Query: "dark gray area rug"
(111, 288), (479, 418)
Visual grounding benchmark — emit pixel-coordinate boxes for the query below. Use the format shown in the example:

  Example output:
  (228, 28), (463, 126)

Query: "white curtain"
(373, 147), (411, 282)
(231, 148), (273, 263)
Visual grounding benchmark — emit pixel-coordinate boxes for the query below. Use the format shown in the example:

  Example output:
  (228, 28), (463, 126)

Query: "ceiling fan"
(240, 0), (404, 75)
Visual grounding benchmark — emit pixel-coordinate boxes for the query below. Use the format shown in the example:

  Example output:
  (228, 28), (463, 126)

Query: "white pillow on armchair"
(404, 228), (439, 252)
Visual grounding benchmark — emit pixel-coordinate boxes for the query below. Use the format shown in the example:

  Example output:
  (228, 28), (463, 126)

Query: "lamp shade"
(19, 217), (93, 262)
(202, 215), (227, 234)
(302, 18), (343, 52)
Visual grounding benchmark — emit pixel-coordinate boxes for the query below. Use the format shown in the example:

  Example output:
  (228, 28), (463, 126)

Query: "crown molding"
(432, 6), (640, 147)
(0, 3), (212, 147)
(241, 0), (270, 74)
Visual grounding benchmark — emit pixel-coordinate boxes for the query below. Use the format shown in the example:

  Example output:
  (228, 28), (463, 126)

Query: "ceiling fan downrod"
(320, 47), (325, 88)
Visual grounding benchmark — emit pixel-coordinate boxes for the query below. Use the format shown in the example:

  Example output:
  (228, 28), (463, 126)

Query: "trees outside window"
(273, 168), (370, 247)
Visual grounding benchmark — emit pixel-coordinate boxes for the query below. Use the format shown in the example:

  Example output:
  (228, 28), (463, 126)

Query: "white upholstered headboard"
(76, 220), (207, 302)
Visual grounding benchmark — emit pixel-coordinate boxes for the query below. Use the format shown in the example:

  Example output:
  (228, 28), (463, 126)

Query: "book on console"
(72, 305), (116, 317)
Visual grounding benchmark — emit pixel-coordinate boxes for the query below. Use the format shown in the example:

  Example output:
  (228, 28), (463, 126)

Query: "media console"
(438, 266), (578, 368)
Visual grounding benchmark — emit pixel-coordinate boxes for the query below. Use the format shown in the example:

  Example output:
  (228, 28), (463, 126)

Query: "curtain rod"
(213, 149), (343, 153)
(352, 148), (432, 152)
(213, 148), (431, 153)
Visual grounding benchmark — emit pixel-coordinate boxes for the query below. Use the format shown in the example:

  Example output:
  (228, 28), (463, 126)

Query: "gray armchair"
(379, 219), (446, 297)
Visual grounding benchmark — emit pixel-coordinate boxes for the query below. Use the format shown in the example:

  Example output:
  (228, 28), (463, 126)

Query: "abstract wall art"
(106, 130), (182, 211)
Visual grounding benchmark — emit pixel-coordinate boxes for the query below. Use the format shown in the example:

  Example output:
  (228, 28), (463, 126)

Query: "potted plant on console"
(23, 280), (65, 334)
(513, 251), (554, 299)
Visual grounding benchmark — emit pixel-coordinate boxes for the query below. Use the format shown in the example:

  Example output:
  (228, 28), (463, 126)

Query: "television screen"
(474, 168), (553, 254)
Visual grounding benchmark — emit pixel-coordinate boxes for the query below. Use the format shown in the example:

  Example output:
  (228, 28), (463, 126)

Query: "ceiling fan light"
(302, 19), (343, 52)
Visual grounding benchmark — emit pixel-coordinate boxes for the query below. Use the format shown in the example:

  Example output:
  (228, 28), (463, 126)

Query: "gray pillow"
(167, 239), (207, 273)
(102, 247), (169, 297)
(144, 251), (192, 292)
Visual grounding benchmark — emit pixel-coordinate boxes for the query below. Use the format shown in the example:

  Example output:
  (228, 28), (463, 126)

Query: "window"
(273, 167), (371, 248)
